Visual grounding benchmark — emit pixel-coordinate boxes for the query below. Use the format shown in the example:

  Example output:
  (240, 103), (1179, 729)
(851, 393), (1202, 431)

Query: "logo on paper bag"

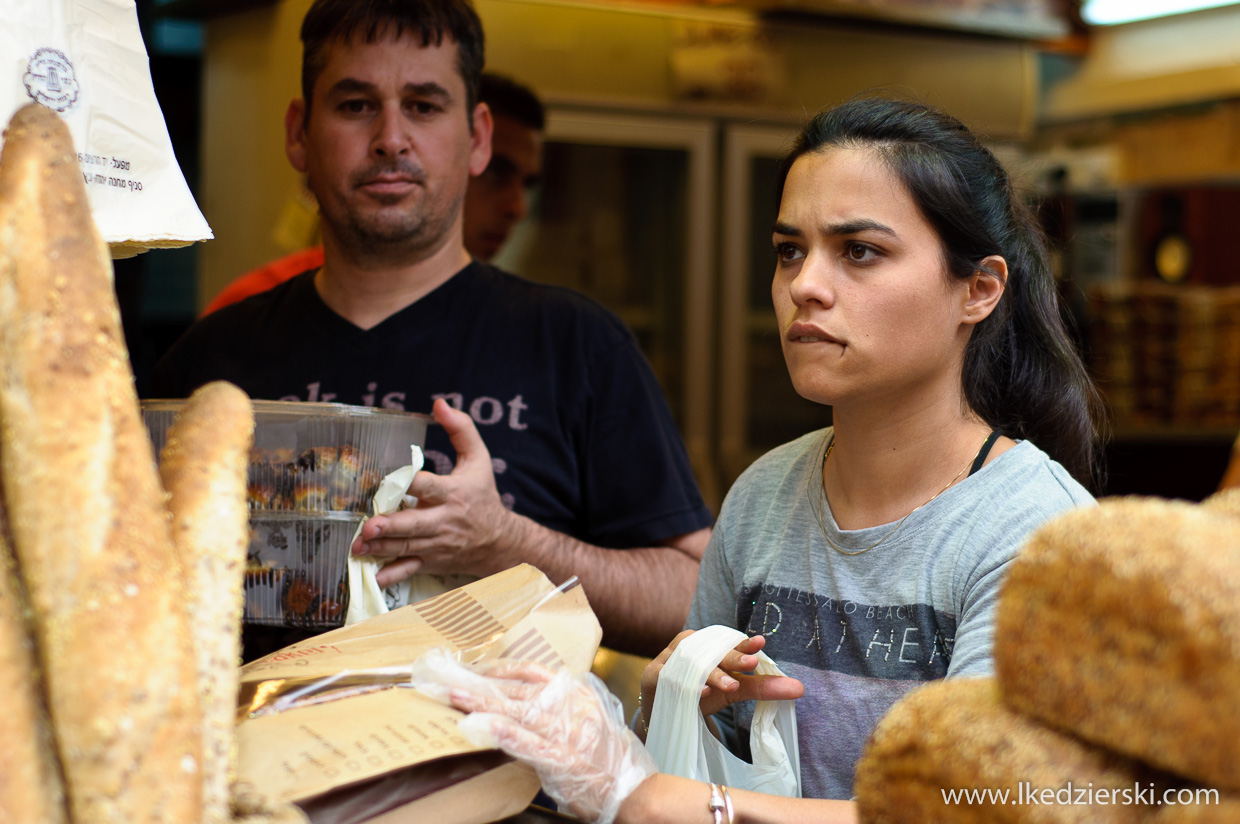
(24, 49), (80, 112)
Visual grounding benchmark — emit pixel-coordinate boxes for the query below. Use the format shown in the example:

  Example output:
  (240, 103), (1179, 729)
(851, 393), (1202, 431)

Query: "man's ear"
(963, 254), (1008, 325)
(468, 101), (493, 178)
(285, 99), (309, 174)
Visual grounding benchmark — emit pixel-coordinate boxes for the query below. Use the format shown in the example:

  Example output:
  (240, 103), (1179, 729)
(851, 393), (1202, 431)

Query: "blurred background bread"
(994, 497), (1240, 791)
(1149, 796), (1240, 823)
(854, 678), (1164, 824)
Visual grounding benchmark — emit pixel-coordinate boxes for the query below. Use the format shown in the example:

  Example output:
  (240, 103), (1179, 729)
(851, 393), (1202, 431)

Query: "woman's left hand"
(638, 630), (804, 735)
(411, 653), (657, 824)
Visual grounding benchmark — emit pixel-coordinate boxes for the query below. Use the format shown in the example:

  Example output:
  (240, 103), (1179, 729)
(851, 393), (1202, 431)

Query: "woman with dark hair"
(418, 96), (1107, 824)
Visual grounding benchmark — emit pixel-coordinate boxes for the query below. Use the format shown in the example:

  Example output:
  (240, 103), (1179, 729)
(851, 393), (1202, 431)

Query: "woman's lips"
(787, 322), (842, 345)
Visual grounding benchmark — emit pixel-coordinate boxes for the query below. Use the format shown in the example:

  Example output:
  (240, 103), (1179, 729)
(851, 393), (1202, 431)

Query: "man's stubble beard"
(317, 175), (467, 267)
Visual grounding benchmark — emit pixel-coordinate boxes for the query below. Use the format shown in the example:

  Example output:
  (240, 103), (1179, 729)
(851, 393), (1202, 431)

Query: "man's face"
(462, 113), (543, 261)
(286, 32), (491, 262)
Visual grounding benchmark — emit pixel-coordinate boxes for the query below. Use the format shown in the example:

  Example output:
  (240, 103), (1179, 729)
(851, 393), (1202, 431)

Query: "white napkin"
(344, 445), (476, 624)
(345, 446), (423, 626)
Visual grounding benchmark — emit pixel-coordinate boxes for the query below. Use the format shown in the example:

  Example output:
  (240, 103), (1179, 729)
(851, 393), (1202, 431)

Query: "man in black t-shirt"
(149, 0), (712, 658)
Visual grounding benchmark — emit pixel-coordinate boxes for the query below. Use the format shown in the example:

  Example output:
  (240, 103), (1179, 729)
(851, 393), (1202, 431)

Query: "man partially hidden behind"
(147, 0), (713, 660)
(199, 71), (545, 315)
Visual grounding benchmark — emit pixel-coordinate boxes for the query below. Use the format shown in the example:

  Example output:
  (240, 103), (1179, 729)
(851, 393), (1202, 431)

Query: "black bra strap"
(969, 430), (1000, 476)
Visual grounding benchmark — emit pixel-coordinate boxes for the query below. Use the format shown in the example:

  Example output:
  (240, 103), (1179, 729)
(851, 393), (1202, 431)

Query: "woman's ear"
(963, 255), (1008, 325)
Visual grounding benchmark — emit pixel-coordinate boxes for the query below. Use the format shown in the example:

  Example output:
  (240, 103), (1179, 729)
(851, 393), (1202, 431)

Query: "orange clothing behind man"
(201, 245), (325, 315)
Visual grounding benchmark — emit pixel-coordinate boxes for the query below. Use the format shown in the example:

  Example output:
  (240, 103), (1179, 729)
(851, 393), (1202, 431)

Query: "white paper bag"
(1, 0), (212, 256)
(645, 624), (802, 797)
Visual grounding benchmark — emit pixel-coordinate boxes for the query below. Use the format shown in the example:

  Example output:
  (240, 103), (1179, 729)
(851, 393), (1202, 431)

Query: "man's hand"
(351, 397), (515, 587)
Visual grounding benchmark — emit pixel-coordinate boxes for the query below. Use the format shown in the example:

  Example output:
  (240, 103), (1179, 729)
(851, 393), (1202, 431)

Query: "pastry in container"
(142, 400), (432, 628)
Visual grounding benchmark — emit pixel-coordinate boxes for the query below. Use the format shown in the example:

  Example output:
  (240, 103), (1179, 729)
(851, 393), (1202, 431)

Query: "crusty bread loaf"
(855, 678), (1167, 824)
(159, 381), (255, 824)
(0, 103), (203, 824)
(1200, 487), (1240, 520)
(0, 496), (68, 824)
(995, 497), (1240, 792)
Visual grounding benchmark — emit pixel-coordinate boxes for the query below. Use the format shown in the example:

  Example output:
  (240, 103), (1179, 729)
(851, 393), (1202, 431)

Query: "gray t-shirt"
(686, 428), (1095, 800)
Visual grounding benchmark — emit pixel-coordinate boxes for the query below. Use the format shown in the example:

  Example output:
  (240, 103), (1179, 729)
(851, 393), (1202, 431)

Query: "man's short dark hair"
(478, 73), (545, 132)
(300, 0), (485, 117)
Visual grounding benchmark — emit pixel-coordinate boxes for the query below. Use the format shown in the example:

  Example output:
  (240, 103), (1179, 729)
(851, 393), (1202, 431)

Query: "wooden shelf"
(742, 0), (1071, 40)
(1109, 423), (1239, 444)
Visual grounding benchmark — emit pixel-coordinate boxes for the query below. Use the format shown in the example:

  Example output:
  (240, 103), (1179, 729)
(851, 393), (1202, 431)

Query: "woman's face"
(772, 146), (975, 410)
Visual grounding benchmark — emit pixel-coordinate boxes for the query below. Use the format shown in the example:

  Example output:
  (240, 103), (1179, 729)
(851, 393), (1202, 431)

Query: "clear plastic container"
(243, 511), (363, 627)
(143, 400), (432, 515)
(142, 399), (433, 627)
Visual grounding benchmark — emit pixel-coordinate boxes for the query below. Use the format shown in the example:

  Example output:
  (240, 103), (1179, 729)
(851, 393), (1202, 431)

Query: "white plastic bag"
(645, 624), (802, 797)
(1, 0), (212, 256)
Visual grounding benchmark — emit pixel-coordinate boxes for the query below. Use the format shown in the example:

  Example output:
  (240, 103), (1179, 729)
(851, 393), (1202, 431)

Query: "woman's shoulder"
(721, 429), (829, 508)
(744, 428), (828, 478)
(985, 440), (1095, 508)
(936, 440), (1095, 557)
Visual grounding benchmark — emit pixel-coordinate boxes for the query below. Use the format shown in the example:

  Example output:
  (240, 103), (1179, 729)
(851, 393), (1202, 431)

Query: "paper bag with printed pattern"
(234, 564), (601, 823)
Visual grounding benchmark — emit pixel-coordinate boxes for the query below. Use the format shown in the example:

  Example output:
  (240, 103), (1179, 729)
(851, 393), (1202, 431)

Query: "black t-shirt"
(148, 262), (713, 549)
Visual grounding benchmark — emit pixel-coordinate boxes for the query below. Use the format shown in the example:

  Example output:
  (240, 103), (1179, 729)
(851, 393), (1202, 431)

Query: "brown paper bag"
(235, 565), (602, 824)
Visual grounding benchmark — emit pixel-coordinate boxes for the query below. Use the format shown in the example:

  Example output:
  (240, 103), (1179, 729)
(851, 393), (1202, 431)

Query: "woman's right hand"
(637, 630), (804, 735)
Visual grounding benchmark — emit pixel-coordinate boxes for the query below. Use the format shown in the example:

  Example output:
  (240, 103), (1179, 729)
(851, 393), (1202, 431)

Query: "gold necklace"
(813, 434), (990, 556)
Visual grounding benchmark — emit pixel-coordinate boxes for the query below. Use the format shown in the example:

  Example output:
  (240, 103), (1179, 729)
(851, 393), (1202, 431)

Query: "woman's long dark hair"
(776, 96), (1108, 488)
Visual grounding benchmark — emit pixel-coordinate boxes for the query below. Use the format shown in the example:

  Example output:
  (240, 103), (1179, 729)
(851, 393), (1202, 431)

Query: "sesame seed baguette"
(0, 493), (69, 824)
(0, 103), (203, 824)
(158, 381), (255, 824)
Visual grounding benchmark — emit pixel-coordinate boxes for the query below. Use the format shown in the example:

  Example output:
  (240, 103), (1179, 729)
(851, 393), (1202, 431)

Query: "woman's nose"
(786, 256), (836, 308)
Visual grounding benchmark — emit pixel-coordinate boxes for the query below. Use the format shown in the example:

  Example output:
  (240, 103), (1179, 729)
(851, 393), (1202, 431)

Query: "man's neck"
(314, 236), (473, 331)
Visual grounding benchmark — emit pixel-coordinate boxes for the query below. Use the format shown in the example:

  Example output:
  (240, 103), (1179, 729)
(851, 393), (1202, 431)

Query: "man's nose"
(372, 107), (411, 157)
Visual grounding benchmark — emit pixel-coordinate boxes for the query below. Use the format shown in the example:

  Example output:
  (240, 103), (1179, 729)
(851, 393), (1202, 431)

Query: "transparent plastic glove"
(409, 650), (657, 824)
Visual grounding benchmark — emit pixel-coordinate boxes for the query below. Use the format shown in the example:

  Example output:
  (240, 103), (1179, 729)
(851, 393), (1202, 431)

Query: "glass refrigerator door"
(718, 123), (830, 493)
(496, 109), (720, 508)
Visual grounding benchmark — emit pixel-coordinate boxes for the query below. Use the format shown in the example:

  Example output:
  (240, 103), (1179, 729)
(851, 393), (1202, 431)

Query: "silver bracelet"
(720, 785), (735, 824)
(708, 783), (725, 824)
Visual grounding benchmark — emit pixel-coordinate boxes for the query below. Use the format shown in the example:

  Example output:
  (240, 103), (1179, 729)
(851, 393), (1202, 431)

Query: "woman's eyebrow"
(822, 218), (897, 237)
(772, 218), (897, 237)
